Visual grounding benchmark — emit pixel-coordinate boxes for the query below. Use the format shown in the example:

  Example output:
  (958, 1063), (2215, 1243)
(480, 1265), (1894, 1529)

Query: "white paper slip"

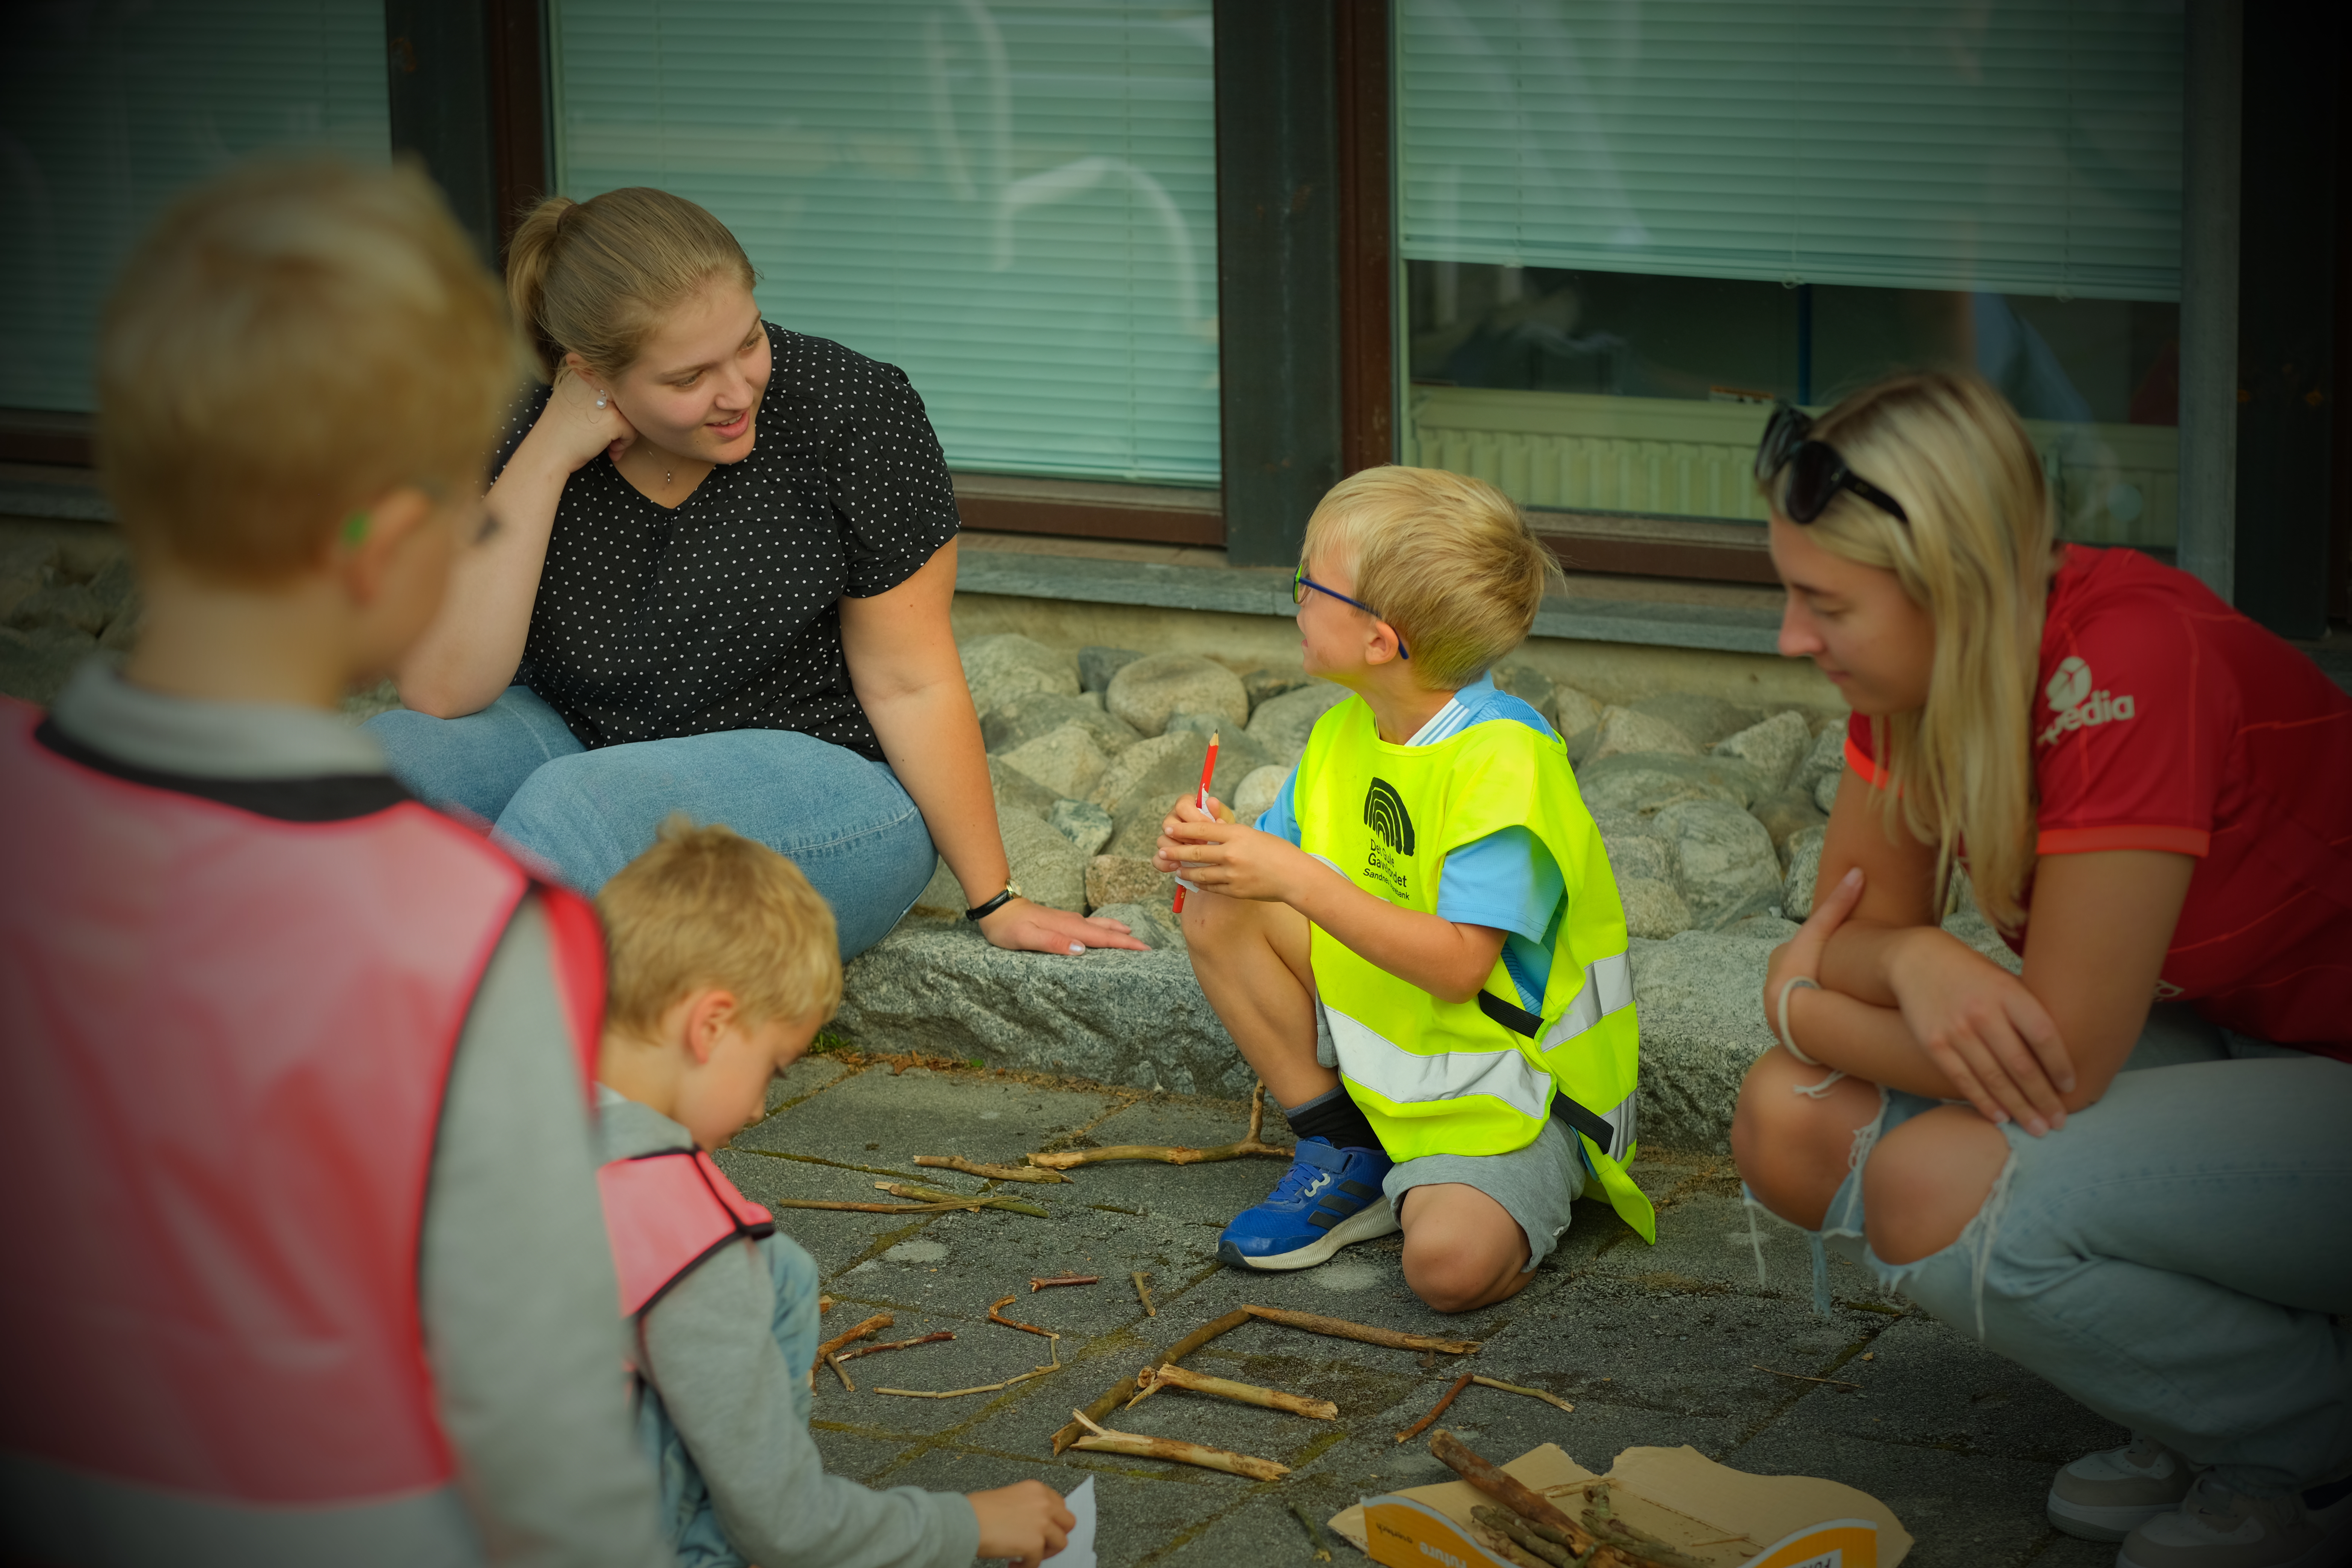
(1059, 1475), (1098, 1567)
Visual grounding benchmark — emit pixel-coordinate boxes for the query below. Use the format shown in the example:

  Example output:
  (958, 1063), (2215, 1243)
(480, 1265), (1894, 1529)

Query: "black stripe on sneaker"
(1307, 1209), (1342, 1230)
(1338, 1179), (1380, 1199)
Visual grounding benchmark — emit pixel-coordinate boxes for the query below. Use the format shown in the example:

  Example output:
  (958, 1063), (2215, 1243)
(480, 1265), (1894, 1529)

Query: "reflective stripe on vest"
(598, 1148), (777, 1318)
(0, 699), (602, 1506)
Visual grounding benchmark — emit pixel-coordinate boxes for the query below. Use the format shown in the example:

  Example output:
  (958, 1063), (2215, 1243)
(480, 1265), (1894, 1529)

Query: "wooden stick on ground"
(816, 1314), (894, 1364)
(834, 1331), (955, 1363)
(1752, 1364), (1862, 1389)
(874, 1182), (1051, 1219)
(1030, 1274), (1099, 1292)
(1067, 1409), (1290, 1482)
(1472, 1505), (1573, 1567)
(818, 1294), (837, 1314)
(1288, 1500), (1335, 1563)
(913, 1155), (1069, 1184)
(1131, 1271), (1156, 1316)
(1133, 1362), (1337, 1419)
(873, 1362), (1057, 1400)
(1050, 1307), (1254, 1454)
(1025, 1083), (1294, 1171)
(1242, 1306), (1483, 1356)
(824, 1353), (855, 1392)
(1470, 1375), (1574, 1413)
(988, 1296), (1061, 1344)
(770, 1197), (994, 1215)
(1395, 1372), (1474, 1443)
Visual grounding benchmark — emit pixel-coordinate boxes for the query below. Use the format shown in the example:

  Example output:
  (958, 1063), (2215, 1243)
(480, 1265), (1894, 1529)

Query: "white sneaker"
(2118, 1470), (2352, 1568)
(2049, 1436), (2197, 1543)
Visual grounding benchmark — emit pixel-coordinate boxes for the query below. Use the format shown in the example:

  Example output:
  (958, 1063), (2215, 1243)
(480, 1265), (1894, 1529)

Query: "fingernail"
(1989, 1109), (2009, 1124)
(2025, 1119), (2048, 1137)
(1068, 943), (1084, 954)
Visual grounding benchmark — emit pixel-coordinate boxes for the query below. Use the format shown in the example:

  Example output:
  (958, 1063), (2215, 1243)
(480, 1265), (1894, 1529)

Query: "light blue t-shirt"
(1257, 673), (1565, 1010)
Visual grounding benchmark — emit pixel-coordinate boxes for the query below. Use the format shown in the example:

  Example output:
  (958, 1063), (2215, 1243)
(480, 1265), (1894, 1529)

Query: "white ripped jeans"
(1771, 1005), (2352, 1496)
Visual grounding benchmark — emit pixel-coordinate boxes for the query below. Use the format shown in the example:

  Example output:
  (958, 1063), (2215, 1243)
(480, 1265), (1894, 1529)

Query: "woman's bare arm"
(839, 540), (1146, 955)
(398, 371), (635, 717)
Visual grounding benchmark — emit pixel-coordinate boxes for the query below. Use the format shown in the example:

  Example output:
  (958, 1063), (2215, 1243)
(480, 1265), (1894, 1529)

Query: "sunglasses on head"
(1754, 404), (1909, 527)
(1292, 564), (1408, 660)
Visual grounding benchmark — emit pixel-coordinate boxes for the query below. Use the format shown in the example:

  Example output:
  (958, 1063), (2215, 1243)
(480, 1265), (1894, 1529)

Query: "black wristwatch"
(965, 879), (1023, 922)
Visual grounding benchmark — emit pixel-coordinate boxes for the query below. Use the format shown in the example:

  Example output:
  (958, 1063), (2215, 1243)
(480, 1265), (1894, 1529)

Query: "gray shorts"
(1383, 1120), (1587, 1272)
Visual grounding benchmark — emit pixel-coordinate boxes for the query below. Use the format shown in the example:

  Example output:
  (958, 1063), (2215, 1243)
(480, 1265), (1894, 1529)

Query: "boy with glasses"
(1156, 466), (1653, 1313)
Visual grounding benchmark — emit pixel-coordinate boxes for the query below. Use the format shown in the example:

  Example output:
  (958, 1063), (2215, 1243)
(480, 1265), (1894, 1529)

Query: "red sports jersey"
(1847, 545), (2352, 1058)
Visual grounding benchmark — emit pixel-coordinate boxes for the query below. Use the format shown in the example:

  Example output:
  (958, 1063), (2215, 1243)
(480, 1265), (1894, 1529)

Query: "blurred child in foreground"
(0, 160), (669, 1565)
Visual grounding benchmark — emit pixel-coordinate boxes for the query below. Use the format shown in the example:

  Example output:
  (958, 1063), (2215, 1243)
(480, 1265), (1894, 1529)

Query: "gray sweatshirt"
(594, 1093), (980, 1568)
(0, 663), (671, 1568)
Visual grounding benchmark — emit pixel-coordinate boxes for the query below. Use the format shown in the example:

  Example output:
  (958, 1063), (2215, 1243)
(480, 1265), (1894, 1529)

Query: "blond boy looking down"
(1156, 467), (1654, 1314)
(591, 819), (1073, 1568)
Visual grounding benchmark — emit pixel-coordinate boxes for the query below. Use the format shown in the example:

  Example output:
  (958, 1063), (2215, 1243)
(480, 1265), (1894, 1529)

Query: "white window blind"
(0, 2), (389, 413)
(552, 1), (1219, 484)
(1398, 0), (2183, 302)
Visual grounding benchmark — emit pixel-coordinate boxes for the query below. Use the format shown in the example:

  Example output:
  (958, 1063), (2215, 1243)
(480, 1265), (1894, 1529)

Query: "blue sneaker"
(1216, 1138), (1398, 1271)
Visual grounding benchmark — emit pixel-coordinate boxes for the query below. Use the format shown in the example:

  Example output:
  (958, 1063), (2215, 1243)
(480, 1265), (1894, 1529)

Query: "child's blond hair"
(96, 158), (519, 583)
(1300, 466), (1562, 688)
(597, 818), (842, 1036)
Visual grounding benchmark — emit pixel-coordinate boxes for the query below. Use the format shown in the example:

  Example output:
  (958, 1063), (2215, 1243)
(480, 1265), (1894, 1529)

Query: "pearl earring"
(595, 392), (608, 409)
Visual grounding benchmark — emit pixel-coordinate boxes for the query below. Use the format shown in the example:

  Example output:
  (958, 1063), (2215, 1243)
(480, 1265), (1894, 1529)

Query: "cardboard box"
(1331, 1442), (1911, 1568)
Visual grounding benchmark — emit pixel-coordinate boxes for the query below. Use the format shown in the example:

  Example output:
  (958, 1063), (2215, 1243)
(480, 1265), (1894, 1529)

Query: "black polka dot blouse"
(494, 324), (962, 761)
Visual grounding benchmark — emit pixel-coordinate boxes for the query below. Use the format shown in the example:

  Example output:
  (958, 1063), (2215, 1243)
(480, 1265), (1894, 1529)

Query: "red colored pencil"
(1172, 730), (1219, 914)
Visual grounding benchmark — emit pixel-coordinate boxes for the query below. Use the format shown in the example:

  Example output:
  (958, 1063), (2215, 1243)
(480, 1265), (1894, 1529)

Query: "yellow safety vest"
(1295, 695), (1655, 1243)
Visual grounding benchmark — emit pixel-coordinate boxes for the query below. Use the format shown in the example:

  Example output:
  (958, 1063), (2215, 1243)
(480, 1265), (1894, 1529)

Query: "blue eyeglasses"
(1293, 564), (1408, 660)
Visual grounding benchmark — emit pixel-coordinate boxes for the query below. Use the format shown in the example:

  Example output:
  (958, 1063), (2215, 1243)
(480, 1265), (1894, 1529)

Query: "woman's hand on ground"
(1887, 928), (2073, 1135)
(968, 1480), (1074, 1565)
(1154, 795), (1306, 903)
(530, 364), (640, 474)
(976, 897), (1150, 955)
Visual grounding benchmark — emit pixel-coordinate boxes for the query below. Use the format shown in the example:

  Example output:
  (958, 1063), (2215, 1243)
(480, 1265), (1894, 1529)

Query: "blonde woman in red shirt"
(1732, 372), (2352, 1568)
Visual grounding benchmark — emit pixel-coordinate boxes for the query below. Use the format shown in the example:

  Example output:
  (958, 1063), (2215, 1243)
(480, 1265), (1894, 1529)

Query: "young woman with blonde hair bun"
(1732, 371), (2352, 1568)
(371, 187), (1143, 960)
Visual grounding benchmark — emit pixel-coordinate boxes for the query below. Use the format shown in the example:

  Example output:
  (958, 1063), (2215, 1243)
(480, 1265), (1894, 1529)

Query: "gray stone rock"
(1106, 652), (1248, 738)
(1078, 645), (1144, 694)
(1094, 728), (1269, 859)
(1047, 798), (1114, 858)
(1553, 685), (1604, 764)
(1724, 912), (1802, 943)
(1751, 790), (1829, 858)
(1087, 854), (1170, 912)
(1631, 691), (1764, 748)
(988, 755), (1060, 821)
(1001, 808), (1088, 914)
(1628, 930), (1781, 1150)
(980, 691), (1143, 757)
(1591, 704), (1701, 761)
(340, 678), (404, 724)
(1792, 724), (1848, 797)
(1619, 877), (1693, 940)
(1814, 767), (1842, 815)
(1233, 763), (1288, 828)
(1712, 710), (1811, 791)
(0, 626), (94, 706)
(1655, 798), (1784, 929)
(1576, 751), (1769, 818)
(959, 633), (1077, 717)
(1241, 665), (1311, 711)
(1601, 831), (1672, 888)
(1245, 679), (1351, 767)
(1492, 660), (1556, 724)
(998, 722), (1109, 802)
(1781, 825), (1826, 918)
(1089, 900), (1185, 951)
(835, 918), (1248, 1095)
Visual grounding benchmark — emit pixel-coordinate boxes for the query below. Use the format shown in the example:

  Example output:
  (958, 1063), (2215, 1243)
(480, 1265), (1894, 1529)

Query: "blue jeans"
(367, 687), (934, 958)
(1792, 1006), (2352, 1494)
(634, 1233), (822, 1568)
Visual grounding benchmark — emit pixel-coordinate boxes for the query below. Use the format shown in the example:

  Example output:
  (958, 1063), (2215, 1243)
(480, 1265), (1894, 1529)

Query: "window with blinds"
(1395, 1), (2185, 547)
(0, 2), (390, 414)
(1397, 0), (2183, 301)
(551, 1), (1219, 486)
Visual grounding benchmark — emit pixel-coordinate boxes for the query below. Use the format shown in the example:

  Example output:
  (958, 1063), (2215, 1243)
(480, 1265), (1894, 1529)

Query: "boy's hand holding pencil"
(1156, 793), (1312, 906)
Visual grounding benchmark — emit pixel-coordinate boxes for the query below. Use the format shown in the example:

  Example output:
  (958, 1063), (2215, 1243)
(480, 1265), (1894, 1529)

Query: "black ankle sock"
(1282, 1087), (1380, 1151)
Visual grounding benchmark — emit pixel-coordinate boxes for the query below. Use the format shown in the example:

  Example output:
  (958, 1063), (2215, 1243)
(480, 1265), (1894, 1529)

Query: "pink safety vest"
(598, 1149), (777, 1318)
(0, 699), (605, 1506)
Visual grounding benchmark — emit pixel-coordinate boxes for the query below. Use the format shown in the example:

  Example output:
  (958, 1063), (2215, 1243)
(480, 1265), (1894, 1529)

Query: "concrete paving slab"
(1779, 1314), (2126, 1464)
(1723, 1424), (2074, 1568)
(877, 1444), (1259, 1565)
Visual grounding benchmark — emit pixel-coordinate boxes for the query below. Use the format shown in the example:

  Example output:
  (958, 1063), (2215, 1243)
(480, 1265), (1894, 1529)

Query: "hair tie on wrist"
(1776, 975), (1823, 1066)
